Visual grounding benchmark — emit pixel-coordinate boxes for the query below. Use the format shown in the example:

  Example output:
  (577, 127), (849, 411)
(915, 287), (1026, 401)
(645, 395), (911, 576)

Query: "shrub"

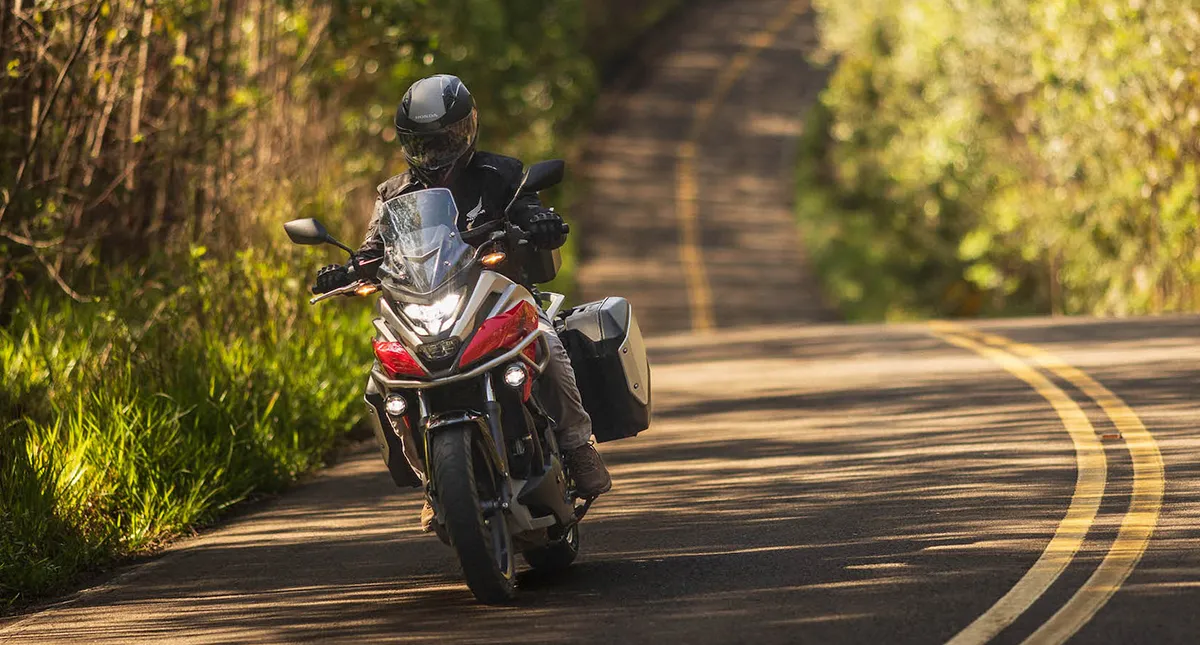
(799, 0), (1200, 320)
(0, 249), (373, 607)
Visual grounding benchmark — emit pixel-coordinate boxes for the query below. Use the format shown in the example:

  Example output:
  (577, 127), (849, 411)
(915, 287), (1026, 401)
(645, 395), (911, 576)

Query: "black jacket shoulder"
(361, 151), (541, 256)
(373, 151), (523, 201)
(469, 151), (524, 188)
(469, 152), (540, 229)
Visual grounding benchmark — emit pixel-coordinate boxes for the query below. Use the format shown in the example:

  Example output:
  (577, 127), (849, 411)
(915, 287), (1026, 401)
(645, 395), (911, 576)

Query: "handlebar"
(309, 280), (374, 305)
(309, 219), (569, 305)
(462, 216), (567, 247)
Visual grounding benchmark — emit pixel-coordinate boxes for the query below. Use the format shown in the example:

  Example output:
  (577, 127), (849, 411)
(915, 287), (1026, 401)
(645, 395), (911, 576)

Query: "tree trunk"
(127, 0), (154, 193)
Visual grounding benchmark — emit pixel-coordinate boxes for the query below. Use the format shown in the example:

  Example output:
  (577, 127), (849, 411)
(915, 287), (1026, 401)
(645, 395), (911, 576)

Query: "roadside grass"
(0, 249), (373, 610)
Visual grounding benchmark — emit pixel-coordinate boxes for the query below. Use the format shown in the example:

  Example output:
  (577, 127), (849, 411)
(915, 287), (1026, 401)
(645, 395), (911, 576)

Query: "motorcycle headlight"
(403, 292), (463, 335)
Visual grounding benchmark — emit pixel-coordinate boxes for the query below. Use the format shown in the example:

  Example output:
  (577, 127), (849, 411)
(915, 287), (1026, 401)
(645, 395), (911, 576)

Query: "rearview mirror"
(519, 160), (565, 195)
(284, 218), (330, 245)
(284, 218), (354, 254)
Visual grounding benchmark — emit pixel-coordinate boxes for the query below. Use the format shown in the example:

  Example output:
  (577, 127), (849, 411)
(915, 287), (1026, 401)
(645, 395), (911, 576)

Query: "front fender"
(425, 411), (507, 490)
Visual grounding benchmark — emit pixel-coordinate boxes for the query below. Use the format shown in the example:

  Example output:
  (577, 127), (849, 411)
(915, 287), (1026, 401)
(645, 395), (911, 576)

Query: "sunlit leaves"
(803, 0), (1200, 318)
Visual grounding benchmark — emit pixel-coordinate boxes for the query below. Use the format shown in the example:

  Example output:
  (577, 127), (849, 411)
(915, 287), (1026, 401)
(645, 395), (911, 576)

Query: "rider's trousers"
(538, 316), (593, 451)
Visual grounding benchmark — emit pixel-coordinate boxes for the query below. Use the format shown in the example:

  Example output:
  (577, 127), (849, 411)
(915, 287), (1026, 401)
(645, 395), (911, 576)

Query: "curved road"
(4, 317), (1200, 643)
(575, 0), (834, 333)
(7, 1), (1200, 643)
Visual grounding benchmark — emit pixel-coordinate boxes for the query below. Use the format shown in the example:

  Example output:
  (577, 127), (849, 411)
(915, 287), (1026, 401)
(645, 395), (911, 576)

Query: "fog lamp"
(503, 364), (528, 389)
(384, 395), (407, 417)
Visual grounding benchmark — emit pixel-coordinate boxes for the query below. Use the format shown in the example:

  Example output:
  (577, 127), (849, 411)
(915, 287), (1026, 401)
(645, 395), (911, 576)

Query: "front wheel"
(430, 425), (516, 604)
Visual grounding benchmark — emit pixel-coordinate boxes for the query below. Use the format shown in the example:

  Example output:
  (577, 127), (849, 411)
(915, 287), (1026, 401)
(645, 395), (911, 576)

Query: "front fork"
(420, 373), (513, 515)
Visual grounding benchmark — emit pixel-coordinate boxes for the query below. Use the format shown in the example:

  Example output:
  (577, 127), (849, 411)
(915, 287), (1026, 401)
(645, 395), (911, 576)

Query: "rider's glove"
(524, 208), (568, 251)
(313, 251), (385, 294)
(313, 263), (355, 295)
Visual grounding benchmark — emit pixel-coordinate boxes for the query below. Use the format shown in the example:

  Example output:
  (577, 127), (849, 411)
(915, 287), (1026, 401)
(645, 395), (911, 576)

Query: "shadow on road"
(10, 319), (1200, 643)
(4, 343), (1101, 645)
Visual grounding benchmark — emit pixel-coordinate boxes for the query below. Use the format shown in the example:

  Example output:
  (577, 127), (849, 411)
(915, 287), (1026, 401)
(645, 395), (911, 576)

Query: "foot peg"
(574, 497), (597, 522)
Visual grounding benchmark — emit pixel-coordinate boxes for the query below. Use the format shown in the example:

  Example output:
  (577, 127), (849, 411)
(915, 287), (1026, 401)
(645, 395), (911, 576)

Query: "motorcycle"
(283, 160), (652, 603)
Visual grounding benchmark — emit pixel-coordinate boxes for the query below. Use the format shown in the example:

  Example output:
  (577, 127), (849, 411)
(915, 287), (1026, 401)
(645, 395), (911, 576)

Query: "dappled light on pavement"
(8, 318), (1200, 643)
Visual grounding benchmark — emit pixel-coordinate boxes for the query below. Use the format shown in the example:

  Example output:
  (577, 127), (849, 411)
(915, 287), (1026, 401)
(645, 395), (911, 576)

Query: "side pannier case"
(560, 297), (652, 442)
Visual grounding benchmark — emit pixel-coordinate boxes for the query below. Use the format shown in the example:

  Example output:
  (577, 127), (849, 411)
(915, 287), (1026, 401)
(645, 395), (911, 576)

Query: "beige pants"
(537, 316), (593, 451)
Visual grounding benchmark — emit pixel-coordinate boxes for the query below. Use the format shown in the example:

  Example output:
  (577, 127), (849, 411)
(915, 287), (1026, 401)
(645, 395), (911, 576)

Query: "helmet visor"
(398, 110), (478, 171)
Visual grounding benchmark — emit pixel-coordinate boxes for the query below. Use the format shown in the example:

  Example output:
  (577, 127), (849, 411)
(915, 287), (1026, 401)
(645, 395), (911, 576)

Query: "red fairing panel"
(458, 301), (539, 369)
(373, 341), (429, 378)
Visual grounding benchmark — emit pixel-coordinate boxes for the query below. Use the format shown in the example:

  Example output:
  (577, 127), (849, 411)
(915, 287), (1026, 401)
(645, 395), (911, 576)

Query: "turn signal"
(355, 283), (380, 297)
(481, 252), (507, 268)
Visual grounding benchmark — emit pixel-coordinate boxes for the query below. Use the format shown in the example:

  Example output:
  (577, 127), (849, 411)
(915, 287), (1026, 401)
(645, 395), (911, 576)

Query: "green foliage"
(321, 0), (600, 193)
(0, 0), (664, 298)
(799, 0), (1200, 320)
(1, 250), (373, 608)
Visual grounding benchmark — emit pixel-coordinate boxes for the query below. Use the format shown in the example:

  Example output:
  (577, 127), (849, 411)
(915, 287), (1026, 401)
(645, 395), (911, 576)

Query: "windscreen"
(376, 188), (474, 298)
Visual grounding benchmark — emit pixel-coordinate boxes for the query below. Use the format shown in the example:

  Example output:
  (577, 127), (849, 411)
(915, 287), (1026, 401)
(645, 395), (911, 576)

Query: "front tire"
(430, 425), (517, 604)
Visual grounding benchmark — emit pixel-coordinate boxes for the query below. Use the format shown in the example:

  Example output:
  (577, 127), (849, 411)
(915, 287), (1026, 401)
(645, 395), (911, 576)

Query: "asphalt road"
(575, 0), (835, 334)
(4, 316), (1200, 644)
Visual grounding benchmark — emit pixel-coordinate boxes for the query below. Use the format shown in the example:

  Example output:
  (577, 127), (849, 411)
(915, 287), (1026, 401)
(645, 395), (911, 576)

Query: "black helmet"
(394, 74), (478, 186)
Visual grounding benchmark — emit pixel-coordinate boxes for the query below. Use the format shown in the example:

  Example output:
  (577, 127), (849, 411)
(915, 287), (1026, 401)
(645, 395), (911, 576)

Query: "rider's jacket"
(357, 151), (544, 261)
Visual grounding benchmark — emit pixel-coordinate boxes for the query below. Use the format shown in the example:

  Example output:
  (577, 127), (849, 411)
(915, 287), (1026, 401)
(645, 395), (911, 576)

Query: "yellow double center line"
(930, 321), (1165, 645)
(676, 0), (810, 333)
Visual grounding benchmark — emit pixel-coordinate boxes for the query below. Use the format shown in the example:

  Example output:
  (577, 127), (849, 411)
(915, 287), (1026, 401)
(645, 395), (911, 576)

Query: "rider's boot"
(564, 443), (612, 498)
(421, 499), (450, 544)
(420, 500), (435, 531)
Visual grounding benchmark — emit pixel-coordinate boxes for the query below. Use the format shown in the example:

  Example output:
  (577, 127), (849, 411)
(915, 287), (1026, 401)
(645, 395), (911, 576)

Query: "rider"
(312, 74), (612, 531)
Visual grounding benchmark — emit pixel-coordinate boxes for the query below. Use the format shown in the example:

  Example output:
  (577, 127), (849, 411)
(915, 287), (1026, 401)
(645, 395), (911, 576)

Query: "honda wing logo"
(465, 198), (485, 224)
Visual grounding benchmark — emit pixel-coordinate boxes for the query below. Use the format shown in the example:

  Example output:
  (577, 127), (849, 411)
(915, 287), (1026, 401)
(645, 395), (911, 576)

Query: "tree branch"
(31, 246), (91, 302)
(1, 228), (64, 249)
